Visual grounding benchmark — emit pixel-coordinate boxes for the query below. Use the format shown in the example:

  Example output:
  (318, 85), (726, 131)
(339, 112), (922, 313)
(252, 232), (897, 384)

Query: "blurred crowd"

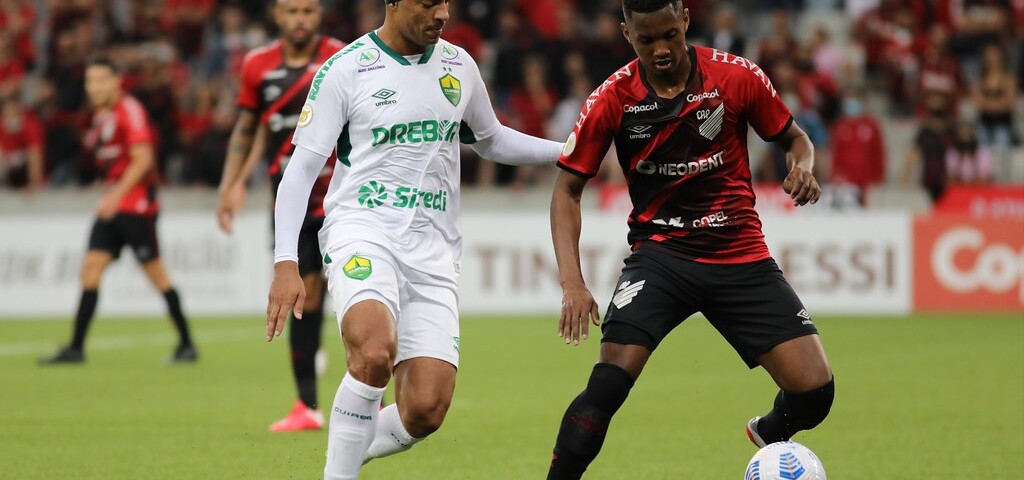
(0, 0), (1021, 205)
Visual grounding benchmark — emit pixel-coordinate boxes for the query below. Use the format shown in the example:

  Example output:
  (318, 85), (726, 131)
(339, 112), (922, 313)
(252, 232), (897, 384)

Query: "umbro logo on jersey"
(797, 309), (813, 325)
(612, 280), (646, 309)
(627, 124), (653, 139)
(698, 104), (725, 140)
(372, 88), (398, 107)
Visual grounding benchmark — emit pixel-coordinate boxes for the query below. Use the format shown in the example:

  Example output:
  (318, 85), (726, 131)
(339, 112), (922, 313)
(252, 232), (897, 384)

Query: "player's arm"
(217, 109), (260, 233)
(551, 170), (601, 346)
(774, 122), (821, 207)
(266, 145), (328, 341)
(97, 143), (155, 220)
(461, 53), (563, 165)
(266, 55), (349, 342)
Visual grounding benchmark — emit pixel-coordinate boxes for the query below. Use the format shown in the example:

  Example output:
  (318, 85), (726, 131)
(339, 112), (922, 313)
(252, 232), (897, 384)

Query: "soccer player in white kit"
(265, 1), (563, 478)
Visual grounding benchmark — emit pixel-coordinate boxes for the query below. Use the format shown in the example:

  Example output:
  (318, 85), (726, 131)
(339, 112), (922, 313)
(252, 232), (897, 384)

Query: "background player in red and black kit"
(546, 1), (834, 477)
(216, 0), (343, 432)
(40, 57), (196, 365)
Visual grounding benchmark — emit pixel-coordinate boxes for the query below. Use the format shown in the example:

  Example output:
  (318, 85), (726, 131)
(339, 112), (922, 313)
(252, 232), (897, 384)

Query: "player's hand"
(559, 283), (601, 346)
(266, 261), (305, 342)
(96, 193), (119, 220)
(782, 165), (821, 207)
(217, 183), (247, 234)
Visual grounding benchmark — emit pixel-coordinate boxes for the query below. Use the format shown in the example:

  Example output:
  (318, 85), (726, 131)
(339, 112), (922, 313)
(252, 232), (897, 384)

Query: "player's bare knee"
(347, 346), (394, 387)
(401, 394), (451, 437)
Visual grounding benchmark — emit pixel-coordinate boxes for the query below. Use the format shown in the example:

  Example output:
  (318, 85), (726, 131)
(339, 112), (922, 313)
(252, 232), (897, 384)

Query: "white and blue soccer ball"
(744, 441), (826, 480)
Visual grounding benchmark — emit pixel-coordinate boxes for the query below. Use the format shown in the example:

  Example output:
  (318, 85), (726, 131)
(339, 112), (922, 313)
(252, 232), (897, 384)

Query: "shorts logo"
(439, 73), (462, 106)
(453, 336), (460, 353)
(343, 256), (373, 281)
(358, 180), (388, 208)
(612, 280), (646, 309)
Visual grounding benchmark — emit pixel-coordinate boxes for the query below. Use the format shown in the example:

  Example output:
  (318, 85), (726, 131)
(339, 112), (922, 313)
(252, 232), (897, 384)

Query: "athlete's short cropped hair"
(85, 54), (122, 75)
(622, 0), (683, 20)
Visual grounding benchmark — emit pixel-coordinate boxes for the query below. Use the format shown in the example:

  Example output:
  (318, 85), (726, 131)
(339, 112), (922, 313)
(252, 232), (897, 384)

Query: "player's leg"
(322, 245), (401, 479)
(39, 217), (119, 364)
(748, 334), (833, 446)
(129, 215), (196, 361)
(364, 281), (459, 462)
(548, 248), (700, 479)
(699, 258), (834, 447)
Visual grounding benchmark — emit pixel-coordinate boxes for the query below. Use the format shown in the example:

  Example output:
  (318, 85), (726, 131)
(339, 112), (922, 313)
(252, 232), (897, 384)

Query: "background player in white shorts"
(265, 1), (564, 478)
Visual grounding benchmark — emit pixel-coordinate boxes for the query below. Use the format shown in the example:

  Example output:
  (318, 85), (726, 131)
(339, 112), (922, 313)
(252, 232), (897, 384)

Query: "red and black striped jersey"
(558, 45), (793, 264)
(83, 95), (159, 216)
(237, 36), (345, 218)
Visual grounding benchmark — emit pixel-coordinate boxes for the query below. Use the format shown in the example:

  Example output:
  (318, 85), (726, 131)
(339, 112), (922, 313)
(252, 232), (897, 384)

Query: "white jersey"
(293, 32), (500, 279)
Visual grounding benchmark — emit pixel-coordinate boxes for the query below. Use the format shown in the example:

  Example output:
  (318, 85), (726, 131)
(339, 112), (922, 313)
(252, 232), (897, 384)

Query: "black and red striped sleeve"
(741, 61), (794, 142)
(236, 51), (263, 111)
(557, 86), (621, 179)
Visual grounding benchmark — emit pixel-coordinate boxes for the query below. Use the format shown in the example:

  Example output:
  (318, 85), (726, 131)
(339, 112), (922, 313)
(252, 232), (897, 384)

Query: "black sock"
(548, 364), (635, 480)
(756, 377), (835, 443)
(162, 288), (193, 347)
(290, 309), (323, 409)
(70, 290), (99, 350)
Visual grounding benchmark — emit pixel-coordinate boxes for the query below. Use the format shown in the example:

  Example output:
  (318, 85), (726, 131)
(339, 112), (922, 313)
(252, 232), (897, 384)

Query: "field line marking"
(0, 328), (258, 357)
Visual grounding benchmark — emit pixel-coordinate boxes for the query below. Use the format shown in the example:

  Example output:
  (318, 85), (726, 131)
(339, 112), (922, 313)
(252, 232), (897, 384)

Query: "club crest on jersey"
(699, 104), (726, 140)
(297, 104), (313, 128)
(439, 74), (462, 106)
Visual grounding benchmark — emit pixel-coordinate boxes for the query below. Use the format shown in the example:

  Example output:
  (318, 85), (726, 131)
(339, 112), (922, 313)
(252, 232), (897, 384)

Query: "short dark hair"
(86, 54), (122, 75)
(622, 0), (682, 20)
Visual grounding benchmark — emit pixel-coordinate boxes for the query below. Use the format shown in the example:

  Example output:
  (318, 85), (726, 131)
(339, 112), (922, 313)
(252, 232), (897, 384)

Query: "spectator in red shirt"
(829, 90), (886, 198)
(506, 55), (558, 187)
(0, 95), (44, 191)
(914, 25), (962, 118)
(0, 0), (35, 68)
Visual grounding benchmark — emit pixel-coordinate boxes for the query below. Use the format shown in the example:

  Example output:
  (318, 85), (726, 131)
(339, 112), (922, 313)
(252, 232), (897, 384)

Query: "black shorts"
(87, 214), (160, 263)
(601, 245), (818, 368)
(297, 216), (325, 277)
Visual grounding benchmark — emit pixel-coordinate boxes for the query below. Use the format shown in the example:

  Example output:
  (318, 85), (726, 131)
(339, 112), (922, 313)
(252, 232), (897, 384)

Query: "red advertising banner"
(933, 185), (1024, 219)
(914, 215), (1024, 312)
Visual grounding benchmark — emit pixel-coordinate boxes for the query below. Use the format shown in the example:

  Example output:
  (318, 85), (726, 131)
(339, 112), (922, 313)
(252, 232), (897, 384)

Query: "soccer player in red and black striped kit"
(39, 56), (197, 365)
(216, 0), (343, 432)
(546, 1), (834, 477)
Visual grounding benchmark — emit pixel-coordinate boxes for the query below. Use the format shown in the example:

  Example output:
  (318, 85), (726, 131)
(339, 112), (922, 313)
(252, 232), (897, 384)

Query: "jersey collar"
(369, 30), (436, 66)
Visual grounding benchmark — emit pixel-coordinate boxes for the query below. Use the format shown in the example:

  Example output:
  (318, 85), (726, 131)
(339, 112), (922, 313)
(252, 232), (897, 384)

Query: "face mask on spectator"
(842, 98), (863, 117)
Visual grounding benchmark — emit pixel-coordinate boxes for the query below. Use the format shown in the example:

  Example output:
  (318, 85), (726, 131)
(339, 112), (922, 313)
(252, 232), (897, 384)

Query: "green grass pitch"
(1, 314), (1021, 479)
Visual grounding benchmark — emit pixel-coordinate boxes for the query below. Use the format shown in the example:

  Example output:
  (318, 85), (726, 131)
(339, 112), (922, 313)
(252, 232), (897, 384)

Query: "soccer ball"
(744, 441), (826, 480)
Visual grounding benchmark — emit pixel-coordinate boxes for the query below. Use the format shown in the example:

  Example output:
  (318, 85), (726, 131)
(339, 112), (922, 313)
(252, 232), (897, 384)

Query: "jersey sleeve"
(236, 52), (262, 111)
(122, 100), (153, 145)
(292, 53), (349, 158)
(557, 87), (619, 179)
(459, 50), (502, 144)
(742, 62), (794, 141)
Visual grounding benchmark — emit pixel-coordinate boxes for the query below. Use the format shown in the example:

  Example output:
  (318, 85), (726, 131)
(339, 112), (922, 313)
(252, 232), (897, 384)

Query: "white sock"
(324, 373), (385, 480)
(364, 404), (422, 463)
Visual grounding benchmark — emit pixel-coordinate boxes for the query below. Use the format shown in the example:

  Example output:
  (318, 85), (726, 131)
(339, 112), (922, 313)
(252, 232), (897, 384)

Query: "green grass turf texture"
(0, 314), (1021, 479)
